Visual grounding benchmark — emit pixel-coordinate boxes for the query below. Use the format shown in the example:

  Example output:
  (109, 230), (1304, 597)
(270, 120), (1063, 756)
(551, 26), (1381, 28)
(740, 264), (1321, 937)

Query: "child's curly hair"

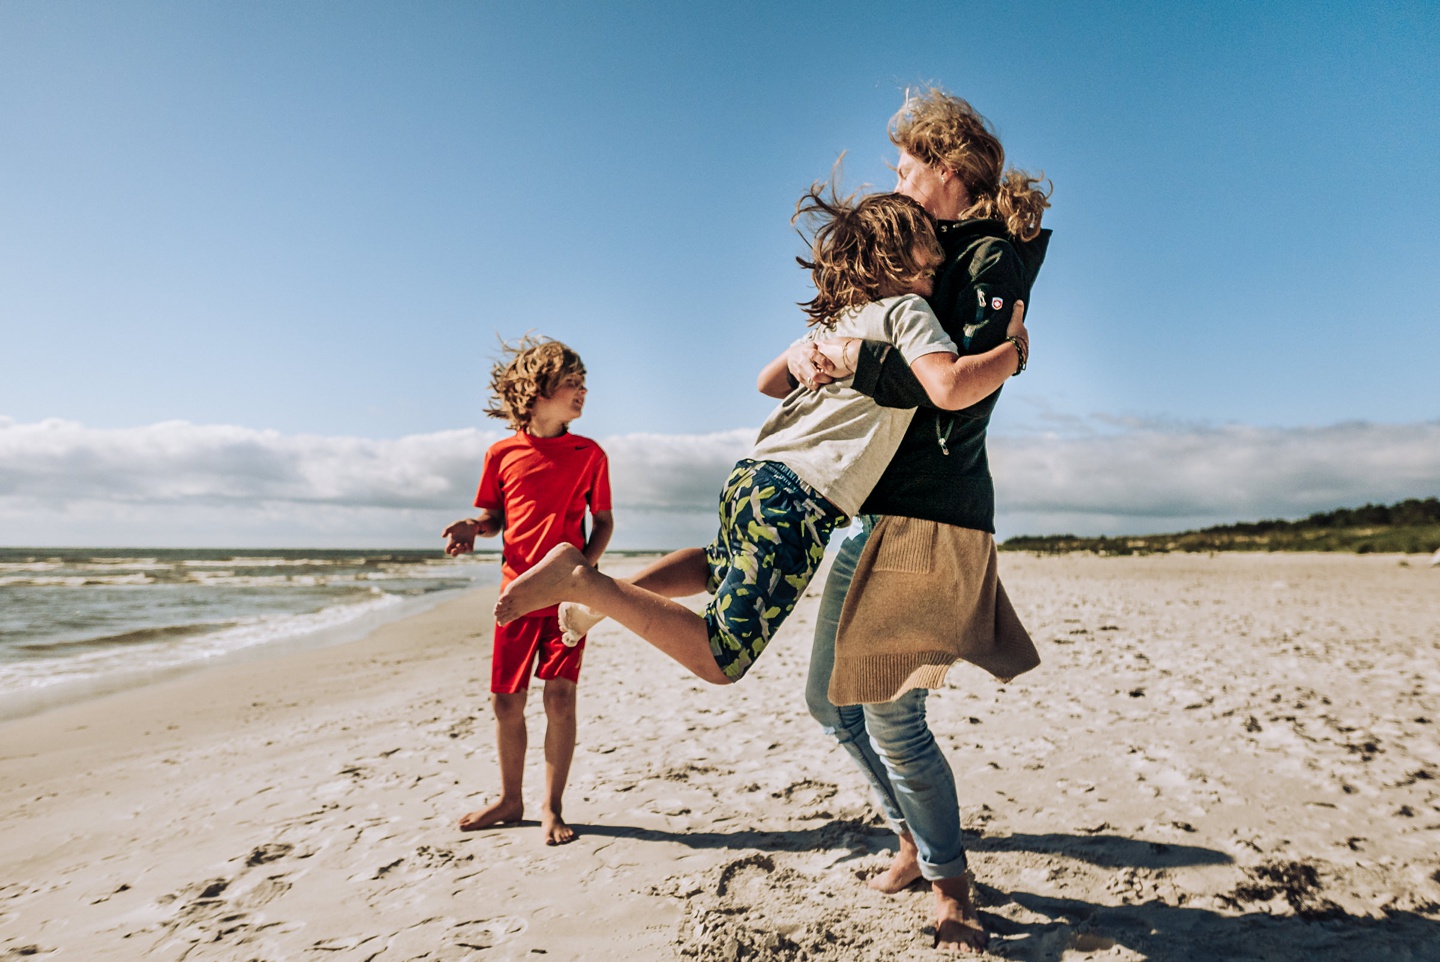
(890, 87), (1051, 242)
(794, 172), (943, 329)
(485, 335), (586, 431)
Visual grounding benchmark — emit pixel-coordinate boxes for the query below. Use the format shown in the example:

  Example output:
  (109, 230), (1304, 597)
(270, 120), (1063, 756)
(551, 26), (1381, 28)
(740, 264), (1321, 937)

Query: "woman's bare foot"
(933, 873), (987, 954)
(457, 796), (523, 832)
(541, 808), (576, 845)
(558, 601), (606, 647)
(495, 545), (594, 625)
(868, 831), (923, 894)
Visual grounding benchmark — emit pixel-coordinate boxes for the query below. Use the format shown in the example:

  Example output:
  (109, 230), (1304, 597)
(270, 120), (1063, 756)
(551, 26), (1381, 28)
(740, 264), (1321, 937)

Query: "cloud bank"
(1, 416), (1436, 547)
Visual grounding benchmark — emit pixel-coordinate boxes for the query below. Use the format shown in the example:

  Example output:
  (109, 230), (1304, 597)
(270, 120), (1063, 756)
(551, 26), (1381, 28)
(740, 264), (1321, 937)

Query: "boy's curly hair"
(794, 171), (943, 329)
(485, 335), (585, 432)
(891, 87), (1051, 242)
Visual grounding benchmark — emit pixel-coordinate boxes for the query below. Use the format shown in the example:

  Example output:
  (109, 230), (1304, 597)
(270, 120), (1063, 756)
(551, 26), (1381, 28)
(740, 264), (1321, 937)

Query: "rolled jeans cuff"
(920, 847), (970, 882)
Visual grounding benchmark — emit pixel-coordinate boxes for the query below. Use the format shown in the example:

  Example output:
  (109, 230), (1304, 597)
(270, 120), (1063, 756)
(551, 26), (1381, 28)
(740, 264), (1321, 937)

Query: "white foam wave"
(0, 590), (405, 697)
(0, 573), (157, 587)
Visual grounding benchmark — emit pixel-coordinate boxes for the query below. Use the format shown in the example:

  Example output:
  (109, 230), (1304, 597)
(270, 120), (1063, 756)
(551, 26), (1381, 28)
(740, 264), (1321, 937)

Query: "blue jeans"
(805, 516), (968, 880)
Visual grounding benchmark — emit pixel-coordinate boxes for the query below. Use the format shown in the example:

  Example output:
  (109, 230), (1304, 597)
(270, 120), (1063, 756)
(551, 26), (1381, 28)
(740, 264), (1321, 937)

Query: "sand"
(2, 552), (1439, 961)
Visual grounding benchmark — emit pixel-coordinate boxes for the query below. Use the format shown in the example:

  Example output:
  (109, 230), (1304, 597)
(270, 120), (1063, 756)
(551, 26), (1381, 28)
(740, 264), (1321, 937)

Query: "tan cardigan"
(827, 516), (1040, 706)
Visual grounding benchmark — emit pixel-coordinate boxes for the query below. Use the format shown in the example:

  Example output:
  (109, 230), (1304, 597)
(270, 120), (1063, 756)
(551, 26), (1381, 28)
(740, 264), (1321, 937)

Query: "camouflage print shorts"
(703, 459), (848, 681)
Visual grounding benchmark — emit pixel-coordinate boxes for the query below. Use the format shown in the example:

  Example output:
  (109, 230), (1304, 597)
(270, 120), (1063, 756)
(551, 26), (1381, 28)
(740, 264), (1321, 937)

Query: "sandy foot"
(933, 874), (987, 954)
(457, 796), (523, 832)
(558, 602), (606, 647)
(495, 544), (591, 625)
(868, 832), (924, 894)
(541, 808), (576, 846)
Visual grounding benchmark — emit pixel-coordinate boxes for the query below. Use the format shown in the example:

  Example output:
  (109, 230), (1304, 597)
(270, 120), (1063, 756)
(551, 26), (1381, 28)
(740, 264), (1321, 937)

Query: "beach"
(2, 552), (1438, 961)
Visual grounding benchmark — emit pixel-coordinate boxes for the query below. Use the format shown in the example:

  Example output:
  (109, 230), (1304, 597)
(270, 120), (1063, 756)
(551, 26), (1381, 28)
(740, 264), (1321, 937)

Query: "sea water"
(0, 548), (500, 720)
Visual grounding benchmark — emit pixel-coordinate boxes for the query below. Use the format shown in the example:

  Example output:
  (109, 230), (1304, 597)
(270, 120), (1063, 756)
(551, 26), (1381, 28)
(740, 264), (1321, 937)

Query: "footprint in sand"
(452, 916), (528, 949)
(771, 778), (839, 808)
(715, 853), (782, 899)
(244, 842), (293, 866)
(236, 874), (291, 909)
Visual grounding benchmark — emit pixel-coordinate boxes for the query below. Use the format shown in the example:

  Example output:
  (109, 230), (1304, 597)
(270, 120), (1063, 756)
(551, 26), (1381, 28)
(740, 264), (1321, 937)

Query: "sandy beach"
(2, 552), (1438, 961)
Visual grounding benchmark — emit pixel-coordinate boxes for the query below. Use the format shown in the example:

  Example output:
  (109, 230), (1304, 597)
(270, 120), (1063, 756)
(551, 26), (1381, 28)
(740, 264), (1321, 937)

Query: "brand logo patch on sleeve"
(991, 296), (1004, 311)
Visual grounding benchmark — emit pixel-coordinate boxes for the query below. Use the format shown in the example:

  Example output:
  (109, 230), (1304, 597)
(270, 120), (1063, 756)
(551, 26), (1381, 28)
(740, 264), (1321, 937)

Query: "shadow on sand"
(562, 821), (1439, 960)
(985, 890), (1440, 962)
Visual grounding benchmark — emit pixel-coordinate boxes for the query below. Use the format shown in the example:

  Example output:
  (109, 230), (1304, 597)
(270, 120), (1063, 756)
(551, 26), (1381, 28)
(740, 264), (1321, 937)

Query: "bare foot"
(933, 873), (987, 954)
(458, 796), (523, 832)
(558, 601), (606, 647)
(868, 832), (923, 894)
(495, 544), (593, 625)
(541, 808), (576, 846)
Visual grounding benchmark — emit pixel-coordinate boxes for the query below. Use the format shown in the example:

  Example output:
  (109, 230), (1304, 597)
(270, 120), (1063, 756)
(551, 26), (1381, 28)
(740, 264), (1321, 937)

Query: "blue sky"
(2, 1), (1437, 547)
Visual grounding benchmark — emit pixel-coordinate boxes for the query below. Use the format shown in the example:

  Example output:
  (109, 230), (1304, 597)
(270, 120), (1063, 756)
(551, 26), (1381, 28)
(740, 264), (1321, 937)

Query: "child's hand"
(442, 519), (480, 556)
(1005, 300), (1028, 359)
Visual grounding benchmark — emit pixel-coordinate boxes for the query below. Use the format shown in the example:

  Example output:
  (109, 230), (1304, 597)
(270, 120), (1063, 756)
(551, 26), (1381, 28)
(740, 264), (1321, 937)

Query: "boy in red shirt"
(443, 337), (613, 845)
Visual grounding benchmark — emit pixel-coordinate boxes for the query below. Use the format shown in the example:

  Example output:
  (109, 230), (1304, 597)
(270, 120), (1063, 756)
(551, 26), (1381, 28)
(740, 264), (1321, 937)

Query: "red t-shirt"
(474, 432), (612, 590)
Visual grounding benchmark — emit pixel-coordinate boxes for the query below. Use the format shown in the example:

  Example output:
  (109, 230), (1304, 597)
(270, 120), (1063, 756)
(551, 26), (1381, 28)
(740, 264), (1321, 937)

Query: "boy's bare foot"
(558, 602), (606, 647)
(541, 808), (576, 845)
(495, 545), (593, 625)
(933, 873), (987, 954)
(458, 796), (523, 832)
(868, 831), (923, 894)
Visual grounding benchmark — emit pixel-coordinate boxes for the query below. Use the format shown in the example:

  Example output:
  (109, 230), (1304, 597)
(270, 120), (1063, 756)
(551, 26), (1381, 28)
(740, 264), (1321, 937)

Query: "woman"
(777, 89), (1051, 954)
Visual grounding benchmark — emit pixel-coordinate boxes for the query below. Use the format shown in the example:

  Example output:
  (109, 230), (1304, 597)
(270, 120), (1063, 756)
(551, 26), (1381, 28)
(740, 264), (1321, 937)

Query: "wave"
(10, 622), (238, 655)
(0, 573), (159, 587)
(0, 591), (410, 698)
(0, 570), (478, 589)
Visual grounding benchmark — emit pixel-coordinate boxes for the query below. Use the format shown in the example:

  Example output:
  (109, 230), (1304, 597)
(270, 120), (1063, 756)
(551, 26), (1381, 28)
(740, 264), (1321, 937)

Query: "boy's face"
(532, 372), (587, 426)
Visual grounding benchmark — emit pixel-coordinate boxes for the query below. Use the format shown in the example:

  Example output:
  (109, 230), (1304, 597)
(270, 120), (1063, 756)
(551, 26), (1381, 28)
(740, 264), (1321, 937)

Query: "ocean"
(0, 547), (500, 720)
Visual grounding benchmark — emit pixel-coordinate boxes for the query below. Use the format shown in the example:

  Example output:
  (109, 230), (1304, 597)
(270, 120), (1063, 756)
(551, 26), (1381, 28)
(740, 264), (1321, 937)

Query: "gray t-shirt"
(750, 294), (957, 515)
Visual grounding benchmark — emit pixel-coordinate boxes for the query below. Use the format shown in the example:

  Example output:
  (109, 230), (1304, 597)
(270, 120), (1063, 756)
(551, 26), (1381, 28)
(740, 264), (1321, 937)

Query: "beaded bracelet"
(1004, 335), (1027, 375)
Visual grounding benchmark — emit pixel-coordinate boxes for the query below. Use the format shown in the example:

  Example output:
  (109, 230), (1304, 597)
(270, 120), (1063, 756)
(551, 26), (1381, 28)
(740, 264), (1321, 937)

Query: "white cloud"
(1, 416), (1435, 546)
(991, 420), (1440, 536)
(0, 418), (751, 548)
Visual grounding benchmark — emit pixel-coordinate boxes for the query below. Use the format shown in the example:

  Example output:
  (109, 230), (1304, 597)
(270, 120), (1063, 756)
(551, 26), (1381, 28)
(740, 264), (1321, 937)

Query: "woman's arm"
(760, 337), (850, 397)
(843, 237), (1031, 409)
(907, 334), (1023, 410)
(813, 300), (1028, 409)
(757, 348), (798, 398)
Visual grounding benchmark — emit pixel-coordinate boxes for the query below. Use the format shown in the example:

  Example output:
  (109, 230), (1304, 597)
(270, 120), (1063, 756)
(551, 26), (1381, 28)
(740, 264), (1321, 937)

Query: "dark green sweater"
(851, 218), (1050, 531)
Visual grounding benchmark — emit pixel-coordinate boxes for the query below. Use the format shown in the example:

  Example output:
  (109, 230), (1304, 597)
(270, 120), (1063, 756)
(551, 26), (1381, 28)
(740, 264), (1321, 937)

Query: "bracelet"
(1004, 335), (1027, 375)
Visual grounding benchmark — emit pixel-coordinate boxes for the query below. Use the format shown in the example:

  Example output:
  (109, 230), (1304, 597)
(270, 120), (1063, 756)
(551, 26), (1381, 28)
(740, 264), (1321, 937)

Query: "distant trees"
(1001, 497), (1440, 555)
(1202, 497), (1440, 535)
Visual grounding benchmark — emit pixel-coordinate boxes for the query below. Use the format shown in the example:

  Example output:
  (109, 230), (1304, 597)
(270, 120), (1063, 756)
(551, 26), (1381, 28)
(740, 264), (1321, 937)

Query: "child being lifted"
(494, 180), (1027, 685)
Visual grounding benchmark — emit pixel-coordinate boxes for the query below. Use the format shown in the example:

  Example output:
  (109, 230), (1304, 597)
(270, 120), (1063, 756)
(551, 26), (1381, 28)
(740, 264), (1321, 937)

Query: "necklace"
(935, 416), (953, 456)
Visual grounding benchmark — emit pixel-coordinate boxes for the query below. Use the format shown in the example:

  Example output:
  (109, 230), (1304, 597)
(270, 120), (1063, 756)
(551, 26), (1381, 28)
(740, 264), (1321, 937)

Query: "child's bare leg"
(933, 873), (987, 954)
(540, 677), (578, 845)
(869, 830), (923, 894)
(627, 547), (712, 596)
(559, 548), (711, 642)
(496, 545), (730, 685)
(459, 691), (527, 831)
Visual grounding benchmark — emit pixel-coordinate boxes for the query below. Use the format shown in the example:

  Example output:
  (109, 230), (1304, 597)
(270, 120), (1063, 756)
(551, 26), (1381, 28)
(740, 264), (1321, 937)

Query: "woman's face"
(895, 149), (962, 220)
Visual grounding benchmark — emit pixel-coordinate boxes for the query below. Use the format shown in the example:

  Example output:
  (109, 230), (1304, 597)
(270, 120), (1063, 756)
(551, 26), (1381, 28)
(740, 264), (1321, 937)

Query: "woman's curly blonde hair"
(485, 335), (585, 431)
(891, 88), (1051, 241)
(794, 174), (943, 329)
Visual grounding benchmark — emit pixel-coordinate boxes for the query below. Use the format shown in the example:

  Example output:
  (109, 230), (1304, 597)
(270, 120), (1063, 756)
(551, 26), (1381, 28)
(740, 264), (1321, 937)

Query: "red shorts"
(490, 611), (585, 694)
